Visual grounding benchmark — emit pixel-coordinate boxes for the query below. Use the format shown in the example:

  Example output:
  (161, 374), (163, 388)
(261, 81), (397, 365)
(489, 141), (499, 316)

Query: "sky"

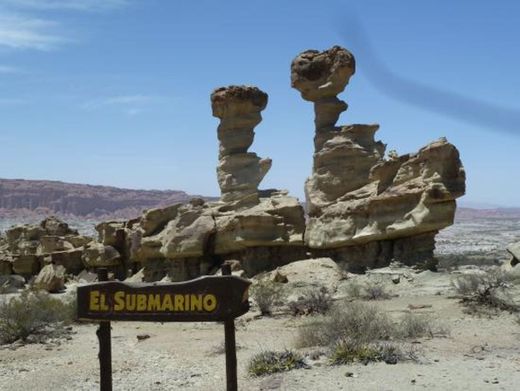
(0, 0), (519, 207)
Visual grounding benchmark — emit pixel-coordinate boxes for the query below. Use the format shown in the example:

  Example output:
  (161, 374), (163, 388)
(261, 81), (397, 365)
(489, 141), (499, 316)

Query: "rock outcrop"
(291, 46), (466, 271)
(0, 216), (94, 280)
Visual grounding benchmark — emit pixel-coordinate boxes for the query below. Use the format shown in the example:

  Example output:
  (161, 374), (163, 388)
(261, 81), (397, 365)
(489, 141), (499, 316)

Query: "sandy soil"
(1, 268), (520, 391)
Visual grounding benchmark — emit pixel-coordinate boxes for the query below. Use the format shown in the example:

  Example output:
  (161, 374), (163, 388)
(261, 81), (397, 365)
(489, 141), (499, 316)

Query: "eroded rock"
(292, 46), (465, 270)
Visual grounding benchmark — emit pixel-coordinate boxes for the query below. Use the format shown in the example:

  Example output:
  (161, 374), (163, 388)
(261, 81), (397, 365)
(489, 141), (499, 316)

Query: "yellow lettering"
(126, 294), (136, 311)
(190, 294), (202, 311)
(174, 294), (184, 311)
(89, 290), (100, 311)
(147, 294), (161, 311)
(99, 293), (109, 311)
(203, 294), (217, 312)
(137, 294), (147, 311)
(114, 291), (125, 311)
(161, 294), (174, 311)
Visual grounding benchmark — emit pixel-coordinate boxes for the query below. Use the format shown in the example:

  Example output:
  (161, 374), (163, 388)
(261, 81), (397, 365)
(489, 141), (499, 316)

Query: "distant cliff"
(0, 178), (216, 219)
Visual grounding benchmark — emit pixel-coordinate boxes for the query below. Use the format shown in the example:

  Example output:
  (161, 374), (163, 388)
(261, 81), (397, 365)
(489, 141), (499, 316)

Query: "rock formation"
(291, 46), (466, 271)
(0, 216), (95, 281)
(212, 86), (272, 204)
(92, 86), (306, 282)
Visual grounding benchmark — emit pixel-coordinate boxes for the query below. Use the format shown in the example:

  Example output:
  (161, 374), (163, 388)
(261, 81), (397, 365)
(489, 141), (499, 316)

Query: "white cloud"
(0, 13), (69, 50)
(2, 0), (129, 12)
(0, 0), (130, 51)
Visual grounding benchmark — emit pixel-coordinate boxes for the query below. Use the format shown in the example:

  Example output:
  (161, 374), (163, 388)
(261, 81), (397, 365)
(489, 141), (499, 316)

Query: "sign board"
(77, 275), (251, 322)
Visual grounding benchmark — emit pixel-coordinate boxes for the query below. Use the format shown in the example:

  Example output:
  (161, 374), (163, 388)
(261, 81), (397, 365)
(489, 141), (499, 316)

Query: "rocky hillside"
(0, 178), (215, 219)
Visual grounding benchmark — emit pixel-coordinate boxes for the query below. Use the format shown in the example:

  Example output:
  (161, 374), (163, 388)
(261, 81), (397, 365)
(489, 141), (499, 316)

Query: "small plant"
(452, 270), (519, 314)
(329, 339), (403, 365)
(0, 289), (75, 344)
(363, 280), (391, 300)
(247, 349), (307, 376)
(288, 286), (333, 316)
(251, 280), (282, 316)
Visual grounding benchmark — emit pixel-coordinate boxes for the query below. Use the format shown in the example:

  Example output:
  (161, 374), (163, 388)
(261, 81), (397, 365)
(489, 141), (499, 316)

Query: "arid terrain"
(1, 210), (519, 391)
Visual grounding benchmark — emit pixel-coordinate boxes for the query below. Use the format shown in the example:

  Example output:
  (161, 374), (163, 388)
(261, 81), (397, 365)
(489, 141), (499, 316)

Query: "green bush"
(247, 350), (307, 377)
(0, 289), (75, 344)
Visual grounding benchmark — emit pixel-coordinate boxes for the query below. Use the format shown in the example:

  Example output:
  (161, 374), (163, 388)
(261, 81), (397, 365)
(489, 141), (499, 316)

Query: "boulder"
(507, 242), (520, 266)
(0, 274), (25, 293)
(82, 242), (121, 268)
(33, 264), (66, 293)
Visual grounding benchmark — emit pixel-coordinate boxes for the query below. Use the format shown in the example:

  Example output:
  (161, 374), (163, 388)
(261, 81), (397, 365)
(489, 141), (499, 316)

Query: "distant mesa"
(0, 178), (216, 220)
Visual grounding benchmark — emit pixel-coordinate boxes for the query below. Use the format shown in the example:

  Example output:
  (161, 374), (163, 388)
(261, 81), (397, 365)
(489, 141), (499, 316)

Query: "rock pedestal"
(211, 86), (272, 204)
(291, 46), (466, 271)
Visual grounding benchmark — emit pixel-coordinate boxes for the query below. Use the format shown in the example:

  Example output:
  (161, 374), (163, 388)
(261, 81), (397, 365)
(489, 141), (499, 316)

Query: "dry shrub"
(0, 289), (75, 344)
(398, 312), (449, 338)
(345, 280), (391, 300)
(452, 270), (520, 314)
(296, 302), (395, 348)
(288, 286), (333, 316)
(247, 349), (307, 377)
(251, 280), (282, 316)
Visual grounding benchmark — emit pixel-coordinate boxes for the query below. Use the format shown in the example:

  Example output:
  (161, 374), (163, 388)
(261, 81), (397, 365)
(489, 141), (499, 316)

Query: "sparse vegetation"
(0, 289), (75, 344)
(398, 312), (449, 338)
(329, 339), (403, 365)
(296, 302), (395, 348)
(251, 280), (282, 316)
(345, 279), (391, 300)
(288, 286), (333, 316)
(452, 270), (520, 314)
(247, 349), (307, 376)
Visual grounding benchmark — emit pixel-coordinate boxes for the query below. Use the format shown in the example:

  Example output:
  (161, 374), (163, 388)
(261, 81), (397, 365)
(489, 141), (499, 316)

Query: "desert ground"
(1, 215), (520, 391)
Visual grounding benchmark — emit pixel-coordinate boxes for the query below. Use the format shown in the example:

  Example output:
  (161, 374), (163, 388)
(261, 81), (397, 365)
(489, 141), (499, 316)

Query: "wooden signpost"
(77, 265), (250, 391)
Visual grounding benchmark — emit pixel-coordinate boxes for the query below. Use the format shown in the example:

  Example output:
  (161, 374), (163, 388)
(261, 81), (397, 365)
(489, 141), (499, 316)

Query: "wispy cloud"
(81, 94), (155, 115)
(0, 0), (130, 51)
(0, 13), (69, 50)
(2, 0), (129, 12)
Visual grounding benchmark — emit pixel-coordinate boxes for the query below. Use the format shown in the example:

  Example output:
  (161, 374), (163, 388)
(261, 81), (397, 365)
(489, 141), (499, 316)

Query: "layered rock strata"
(291, 46), (466, 271)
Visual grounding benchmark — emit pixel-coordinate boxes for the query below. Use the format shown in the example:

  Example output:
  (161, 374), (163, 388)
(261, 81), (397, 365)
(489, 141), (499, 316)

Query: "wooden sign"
(82, 267), (247, 391)
(77, 275), (251, 322)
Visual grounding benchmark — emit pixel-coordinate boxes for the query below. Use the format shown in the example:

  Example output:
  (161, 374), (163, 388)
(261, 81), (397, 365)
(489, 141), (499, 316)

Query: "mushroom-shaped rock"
(211, 85), (272, 203)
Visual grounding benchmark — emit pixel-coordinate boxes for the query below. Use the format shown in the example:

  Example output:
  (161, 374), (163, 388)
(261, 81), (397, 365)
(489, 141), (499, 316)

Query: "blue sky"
(0, 0), (519, 207)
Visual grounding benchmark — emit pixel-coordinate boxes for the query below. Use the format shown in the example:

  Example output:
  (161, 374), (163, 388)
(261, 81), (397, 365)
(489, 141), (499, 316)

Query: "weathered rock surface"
(507, 242), (520, 266)
(0, 216), (94, 281)
(33, 263), (66, 293)
(211, 86), (272, 203)
(292, 46), (466, 270)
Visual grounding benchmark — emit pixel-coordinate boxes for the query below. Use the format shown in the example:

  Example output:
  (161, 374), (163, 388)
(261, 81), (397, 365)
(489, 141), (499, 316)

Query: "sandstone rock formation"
(33, 263), (66, 293)
(291, 46), (466, 271)
(0, 216), (94, 280)
(92, 86), (306, 282)
(211, 86), (272, 204)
